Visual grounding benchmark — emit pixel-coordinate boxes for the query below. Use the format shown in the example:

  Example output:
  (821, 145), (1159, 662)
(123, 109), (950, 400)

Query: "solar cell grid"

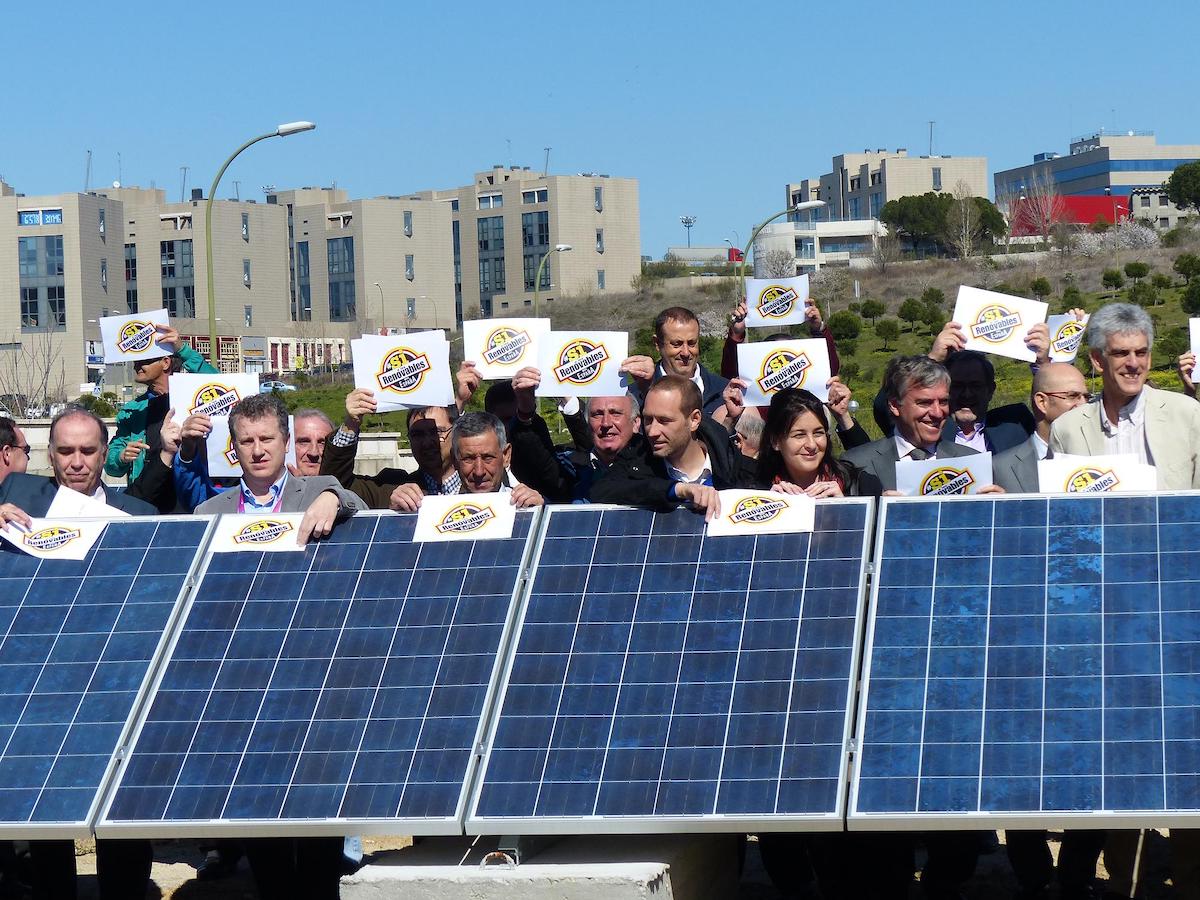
(468, 501), (872, 833)
(99, 511), (536, 837)
(852, 493), (1200, 829)
(0, 517), (210, 837)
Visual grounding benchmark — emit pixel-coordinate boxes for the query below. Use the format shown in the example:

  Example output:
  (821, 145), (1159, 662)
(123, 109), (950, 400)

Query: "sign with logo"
(706, 489), (815, 537)
(743, 275), (811, 327)
(0, 518), (108, 560)
(1037, 454), (1156, 494)
(169, 373), (260, 425)
(351, 331), (452, 412)
(462, 317), (551, 379)
(209, 513), (308, 553)
(737, 338), (832, 406)
(952, 285), (1047, 362)
(1047, 314), (1090, 363)
(206, 415), (298, 478)
(1190, 319), (1200, 370)
(536, 330), (629, 398)
(45, 485), (130, 519)
(99, 309), (173, 363)
(896, 452), (993, 497)
(414, 493), (517, 542)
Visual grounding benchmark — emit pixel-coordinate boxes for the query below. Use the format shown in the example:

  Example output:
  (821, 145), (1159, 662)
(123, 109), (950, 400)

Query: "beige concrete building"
(414, 166), (640, 319)
(1129, 186), (1191, 230)
(755, 218), (888, 275)
(789, 148), (988, 221)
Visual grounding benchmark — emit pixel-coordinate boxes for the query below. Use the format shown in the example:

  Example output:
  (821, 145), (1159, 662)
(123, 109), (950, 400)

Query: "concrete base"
(341, 834), (741, 900)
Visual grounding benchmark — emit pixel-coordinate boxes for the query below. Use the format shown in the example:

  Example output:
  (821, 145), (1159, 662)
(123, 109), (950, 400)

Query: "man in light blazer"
(1049, 303), (1200, 490)
(992, 362), (1090, 493)
(195, 392), (365, 539)
(841, 355), (979, 493)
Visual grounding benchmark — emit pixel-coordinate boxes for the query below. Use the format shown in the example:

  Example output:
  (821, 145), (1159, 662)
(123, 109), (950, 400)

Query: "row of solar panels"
(1, 494), (1197, 839)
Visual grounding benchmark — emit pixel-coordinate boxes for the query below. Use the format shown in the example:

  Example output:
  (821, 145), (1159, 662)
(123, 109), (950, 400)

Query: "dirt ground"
(2, 830), (1176, 898)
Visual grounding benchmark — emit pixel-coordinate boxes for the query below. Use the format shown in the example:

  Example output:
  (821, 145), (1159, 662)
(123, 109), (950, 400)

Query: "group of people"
(0, 294), (1199, 900)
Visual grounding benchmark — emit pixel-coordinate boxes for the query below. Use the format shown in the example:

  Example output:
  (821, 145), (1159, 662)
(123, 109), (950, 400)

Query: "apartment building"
(1129, 186), (1191, 230)
(754, 218), (888, 275)
(994, 131), (1200, 201)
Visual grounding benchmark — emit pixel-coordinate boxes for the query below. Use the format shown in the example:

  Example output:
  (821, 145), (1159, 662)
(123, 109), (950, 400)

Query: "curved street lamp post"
(533, 244), (572, 318)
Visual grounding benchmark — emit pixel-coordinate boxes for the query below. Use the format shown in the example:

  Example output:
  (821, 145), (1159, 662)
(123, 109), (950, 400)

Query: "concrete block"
(341, 834), (741, 900)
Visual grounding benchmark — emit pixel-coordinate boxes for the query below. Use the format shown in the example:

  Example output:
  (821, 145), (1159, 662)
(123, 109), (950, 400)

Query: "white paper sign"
(206, 416), (297, 478)
(1190, 319), (1200, 363)
(1047, 314), (1090, 363)
(952, 286), (1047, 362)
(413, 494), (517, 543)
(0, 519), (108, 560)
(462, 318), (551, 380)
(45, 485), (130, 519)
(737, 339), (832, 405)
(169, 373), (260, 425)
(536, 331), (630, 398)
(99, 309), (172, 364)
(1037, 454), (1157, 494)
(352, 332), (453, 412)
(744, 275), (811, 327)
(706, 489), (815, 537)
(208, 513), (308, 553)
(896, 452), (994, 497)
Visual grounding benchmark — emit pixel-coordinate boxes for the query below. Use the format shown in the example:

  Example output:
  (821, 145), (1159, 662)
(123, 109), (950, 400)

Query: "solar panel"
(97, 510), (537, 837)
(467, 501), (873, 833)
(0, 516), (212, 838)
(851, 493), (1200, 829)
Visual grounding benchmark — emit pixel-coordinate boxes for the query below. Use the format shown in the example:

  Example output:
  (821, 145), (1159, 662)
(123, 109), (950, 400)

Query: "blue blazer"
(940, 402), (1035, 454)
(0, 473), (157, 518)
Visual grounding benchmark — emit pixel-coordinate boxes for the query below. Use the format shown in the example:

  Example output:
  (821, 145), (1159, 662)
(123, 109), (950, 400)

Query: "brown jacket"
(319, 434), (420, 509)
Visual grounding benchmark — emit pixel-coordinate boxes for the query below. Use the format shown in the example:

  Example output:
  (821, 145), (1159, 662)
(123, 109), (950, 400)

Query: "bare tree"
(944, 180), (983, 259)
(1014, 168), (1067, 249)
(0, 331), (68, 413)
(871, 232), (901, 273)
(756, 248), (797, 279)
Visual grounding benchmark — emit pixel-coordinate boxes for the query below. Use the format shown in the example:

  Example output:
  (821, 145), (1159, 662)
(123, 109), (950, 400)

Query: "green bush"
(1030, 277), (1052, 301)
(859, 299), (886, 323)
(1124, 261), (1151, 283)
(73, 393), (119, 418)
(875, 318), (900, 350)
(827, 311), (862, 341)
(1183, 280), (1200, 315)
(1127, 282), (1157, 307)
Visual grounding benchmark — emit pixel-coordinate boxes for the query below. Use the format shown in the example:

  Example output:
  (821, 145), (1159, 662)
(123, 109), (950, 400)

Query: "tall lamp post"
(533, 244), (572, 317)
(738, 200), (825, 297)
(205, 121), (316, 368)
(373, 282), (386, 334)
(680, 215), (697, 248)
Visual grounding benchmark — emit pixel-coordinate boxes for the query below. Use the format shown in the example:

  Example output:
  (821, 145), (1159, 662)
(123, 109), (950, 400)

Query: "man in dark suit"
(943, 349), (1035, 453)
(992, 362), (1090, 493)
(0, 416), (30, 485)
(841, 356), (980, 492)
(622, 306), (730, 417)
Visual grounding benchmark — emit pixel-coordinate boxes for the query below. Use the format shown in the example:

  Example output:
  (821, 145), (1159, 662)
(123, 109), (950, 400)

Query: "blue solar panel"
(467, 501), (873, 833)
(98, 511), (536, 837)
(852, 493), (1200, 828)
(0, 517), (211, 837)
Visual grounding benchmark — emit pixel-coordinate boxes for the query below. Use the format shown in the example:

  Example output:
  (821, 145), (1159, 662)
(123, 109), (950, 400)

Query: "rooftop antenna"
(506, 138), (512, 167)
(232, 180), (241, 200)
(117, 152), (122, 186)
(928, 121), (935, 156)
(543, 147), (551, 177)
(83, 149), (92, 192)
(179, 166), (189, 202)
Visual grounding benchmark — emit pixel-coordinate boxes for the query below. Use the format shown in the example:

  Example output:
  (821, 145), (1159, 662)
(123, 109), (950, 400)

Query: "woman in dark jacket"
(754, 388), (883, 497)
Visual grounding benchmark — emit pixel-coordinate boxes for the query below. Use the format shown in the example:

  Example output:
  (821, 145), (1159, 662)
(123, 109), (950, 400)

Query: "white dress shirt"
(1099, 390), (1152, 465)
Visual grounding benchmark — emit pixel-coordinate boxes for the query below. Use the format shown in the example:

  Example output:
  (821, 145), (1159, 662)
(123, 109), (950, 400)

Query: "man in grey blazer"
(1049, 303), (1200, 490)
(195, 393), (364, 543)
(841, 355), (980, 492)
(992, 362), (1090, 493)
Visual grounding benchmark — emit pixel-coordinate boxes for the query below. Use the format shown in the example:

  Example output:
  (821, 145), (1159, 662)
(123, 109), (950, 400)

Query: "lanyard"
(238, 485), (284, 514)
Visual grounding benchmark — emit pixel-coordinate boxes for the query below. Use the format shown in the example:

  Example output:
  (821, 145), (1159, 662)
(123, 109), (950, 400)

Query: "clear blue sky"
(2, 0), (1195, 258)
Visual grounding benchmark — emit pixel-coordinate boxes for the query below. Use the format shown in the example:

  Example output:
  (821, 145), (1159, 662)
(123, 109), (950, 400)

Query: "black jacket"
(0, 472), (157, 517)
(634, 364), (729, 417)
(590, 417), (754, 511)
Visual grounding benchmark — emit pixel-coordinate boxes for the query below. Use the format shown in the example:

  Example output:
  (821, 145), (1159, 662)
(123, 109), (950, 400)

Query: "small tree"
(1158, 327), (1190, 363)
(1183, 280), (1200, 315)
(827, 311), (862, 342)
(859, 299), (886, 324)
(898, 298), (924, 332)
(1030, 277), (1052, 302)
(920, 287), (946, 309)
(758, 248), (797, 279)
(1101, 268), (1125, 297)
(1166, 160), (1200, 216)
(871, 233), (902, 273)
(1175, 253), (1200, 285)
(921, 301), (947, 334)
(1061, 284), (1084, 311)
(1127, 282), (1157, 308)
(876, 318), (901, 351)
(1152, 273), (1174, 291)
(1124, 261), (1151, 284)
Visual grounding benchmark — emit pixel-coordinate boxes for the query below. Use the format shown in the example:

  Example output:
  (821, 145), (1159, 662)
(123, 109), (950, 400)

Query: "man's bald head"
(1032, 362), (1089, 426)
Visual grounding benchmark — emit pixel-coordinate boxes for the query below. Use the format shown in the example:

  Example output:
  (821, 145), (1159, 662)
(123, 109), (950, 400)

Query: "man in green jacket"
(104, 322), (218, 482)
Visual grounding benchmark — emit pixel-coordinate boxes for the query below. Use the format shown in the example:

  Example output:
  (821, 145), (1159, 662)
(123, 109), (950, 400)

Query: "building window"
(596, 228), (604, 253)
(42, 209), (63, 225)
(1140, 195), (1152, 208)
(597, 269), (605, 290)
(477, 217), (504, 252)
(523, 254), (536, 290)
(869, 192), (883, 218)
(161, 242), (176, 278)
(406, 297), (416, 319)
(521, 189), (549, 204)
(126, 289), (138, 314)
(1161, 217), (1171, 228)
(849, 197), (861, 218)
(932, 167), (943, 191)
(405, 254), (415, 281)
(327, 236), (354, 275)
(244, 305), (253, 327)
(594, 186), (603, 212)
(478, 193), (503, 209)
(20, 287), (39, 327)
(47, 285), (66, 327)
(450, 199), (459, 212)
(328, 236), (356, 321)
(100, 258), (108, 291)
(1160, 195), (1170, 207)
(403, 210), (413, 237)
(243, 258), (251, 286)
(242, 212), (250, 241)
(298, 284), (312, 321)
(98, 208), (106, 237)
(162, 286), (177, 317)
(850, 177), (861, 191)
(19, 236), (66, 332)
(328, 281), (356, 321)
(294, 241), (312, 322)
(540, 259), (551, 290)
(160, 239), (194, 316)
(479, 259), (491, 293)
(161, 283), (197, 319)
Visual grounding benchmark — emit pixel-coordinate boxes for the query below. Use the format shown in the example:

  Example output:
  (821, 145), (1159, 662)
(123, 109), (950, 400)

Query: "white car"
(259, 381), (297, 393)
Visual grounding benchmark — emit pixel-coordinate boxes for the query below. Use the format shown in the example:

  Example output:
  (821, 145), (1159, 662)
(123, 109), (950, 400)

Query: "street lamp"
(373, 282), (386, 334)
(533, 244), (572, 317)
(205, 121), (316, 367)
(680, 215), (697, 248)
(738, 200), (825, 295)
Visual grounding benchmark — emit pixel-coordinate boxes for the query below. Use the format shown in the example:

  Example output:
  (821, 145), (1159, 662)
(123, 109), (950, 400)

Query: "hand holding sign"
(736, 339), (832, 406)
(743, 276), (811, 328)
(99, 309), (173, 364)
(952, 286), (1048, 362)
(351, 331), (453, 412)
(169, 374), (260, 425)
(535, 331), (629, 398)
(896, 452), (994, 497)
(462, 318), (551, 379)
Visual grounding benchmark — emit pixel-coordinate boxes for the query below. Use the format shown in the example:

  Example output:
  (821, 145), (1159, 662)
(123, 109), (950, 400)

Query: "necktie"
(909, 448), (930, 461)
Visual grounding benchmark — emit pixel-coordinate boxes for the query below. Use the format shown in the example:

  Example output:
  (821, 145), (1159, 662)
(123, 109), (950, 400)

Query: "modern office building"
(788, 148), (989, 222)
(994, 131), (1200, 201)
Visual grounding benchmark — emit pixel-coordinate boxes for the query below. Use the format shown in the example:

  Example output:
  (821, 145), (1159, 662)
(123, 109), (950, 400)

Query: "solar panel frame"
(465, 500), (875, 835)
(848, 491), (1200, 831)
(95, 509), (543, 838)
(0, 515), (215, 839)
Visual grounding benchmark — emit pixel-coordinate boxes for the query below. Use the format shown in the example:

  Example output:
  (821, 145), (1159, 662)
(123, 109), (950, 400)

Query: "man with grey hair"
(733, 406), (765, 458)
(389, 411), (543, 511)
(291, 407), (335, 476)
(840, 355), (981, 492)
(1050, 302), (1200, 488)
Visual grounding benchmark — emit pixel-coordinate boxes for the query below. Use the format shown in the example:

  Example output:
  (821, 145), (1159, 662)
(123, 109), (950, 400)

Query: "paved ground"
(2, 831), (1177, 898)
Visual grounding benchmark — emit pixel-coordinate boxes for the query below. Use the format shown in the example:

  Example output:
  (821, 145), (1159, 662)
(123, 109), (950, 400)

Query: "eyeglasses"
(409, 427), (452, 442)
(3, 444), (31, 459)
(1041, 390), (1092, 402)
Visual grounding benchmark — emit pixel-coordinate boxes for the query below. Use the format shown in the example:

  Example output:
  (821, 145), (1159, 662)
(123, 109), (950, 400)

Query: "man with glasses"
(991, 362), (1090, 493)
(320, 388), (460, 509)
(0, 417), (30, 484)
